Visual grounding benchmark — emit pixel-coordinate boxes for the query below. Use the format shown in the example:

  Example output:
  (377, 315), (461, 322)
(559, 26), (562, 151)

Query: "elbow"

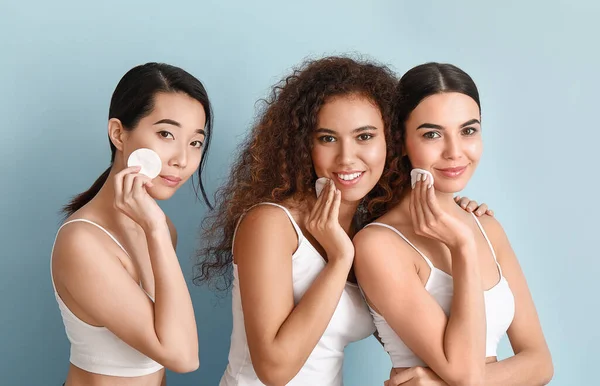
(539, 354), (554, 385)
(445, 366), (485, 386)
(164, 351), (200, 373)
(252, 352), (299, 386)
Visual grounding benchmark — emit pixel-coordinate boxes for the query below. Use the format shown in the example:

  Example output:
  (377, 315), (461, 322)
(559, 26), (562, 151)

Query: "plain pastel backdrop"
(0, 0), (597, 384)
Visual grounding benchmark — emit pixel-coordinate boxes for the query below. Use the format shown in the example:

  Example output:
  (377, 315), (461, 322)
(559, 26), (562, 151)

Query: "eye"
(423, 131), (441, 139)
(318, 135), (336, 143)
(158, 130), (174, 140)
(357, 133), (374, 141)
(462, 127), (478, 136)
(191, 140), (203, 148)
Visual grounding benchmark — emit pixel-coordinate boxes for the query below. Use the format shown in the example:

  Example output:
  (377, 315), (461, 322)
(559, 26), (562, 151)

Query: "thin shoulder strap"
(471, 213), (502, 276)
(231, 203), (303, 254)
(58, 219), (131, 258)
(364, 222), (434, 270)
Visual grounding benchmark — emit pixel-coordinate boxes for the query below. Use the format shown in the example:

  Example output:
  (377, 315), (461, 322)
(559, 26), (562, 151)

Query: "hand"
(305, 179), (354, 265)
(384, 367), (447, 386)
(454, 196), (494, 217)
(410, 173), (474, 250)
(113, 166), (166, 232)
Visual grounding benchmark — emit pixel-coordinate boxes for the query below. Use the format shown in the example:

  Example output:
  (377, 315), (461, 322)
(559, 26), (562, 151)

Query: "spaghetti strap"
(364, 222), (435, 270)
(471, 213), (503, 276)
(232, 203), (304, 254)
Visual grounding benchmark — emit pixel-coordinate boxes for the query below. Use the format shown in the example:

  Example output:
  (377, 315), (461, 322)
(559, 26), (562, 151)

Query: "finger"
(473, 203), (488, 217)
(454, 195), (461, 203)
(132, 174), (152, 199)
(457, 196), (471, 210)
(320, 180), (336, 222)
(466, 200), (480, 213)
(412, 175), (426, 231)
(419, 173), (435, 220)
(487, 209), (494, 217)
(328, 189), (341, 223)
(389, 368), (416, 384)
(309, 179), (330, 221)
(423, 175), (442, 218)
(114, 166), (141, 199)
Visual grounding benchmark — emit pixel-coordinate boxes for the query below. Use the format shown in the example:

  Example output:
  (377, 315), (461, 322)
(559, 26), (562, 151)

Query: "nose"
(442, 135), (463, 161)
(336, 139), (357, 167)
(168, 142), (188, 169)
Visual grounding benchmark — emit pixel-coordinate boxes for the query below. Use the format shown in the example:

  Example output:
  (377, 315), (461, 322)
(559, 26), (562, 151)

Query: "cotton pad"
(127, 148), (162, 179)
(315, 177), (330, 198)
(410, 168), (434, 189)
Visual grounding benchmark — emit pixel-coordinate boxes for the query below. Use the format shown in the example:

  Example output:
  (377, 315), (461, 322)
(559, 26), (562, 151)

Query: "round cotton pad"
(410, 168), (434, 188)
(315, 177), (330, 198)
(127, 148), (162, 179)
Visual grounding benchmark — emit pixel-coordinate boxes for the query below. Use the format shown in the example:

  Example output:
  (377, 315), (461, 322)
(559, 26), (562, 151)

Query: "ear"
(108, 118), (127, 151)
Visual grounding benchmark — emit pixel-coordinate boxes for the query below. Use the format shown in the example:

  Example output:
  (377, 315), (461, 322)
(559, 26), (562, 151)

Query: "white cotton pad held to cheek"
(411, 168), (434, 188)
(127, 148), (162, 179)
(315, 177), (330, 198)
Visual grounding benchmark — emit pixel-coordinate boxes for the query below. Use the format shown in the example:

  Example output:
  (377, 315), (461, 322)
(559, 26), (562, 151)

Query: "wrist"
(143, 219), (169, 235)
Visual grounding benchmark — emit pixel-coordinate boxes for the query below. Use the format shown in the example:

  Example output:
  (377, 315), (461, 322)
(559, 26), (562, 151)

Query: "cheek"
(406, 138), (437, 168)
(466, 141), (483, 162)
(311, 146), (331, 174)
(362, 141), (387, 172)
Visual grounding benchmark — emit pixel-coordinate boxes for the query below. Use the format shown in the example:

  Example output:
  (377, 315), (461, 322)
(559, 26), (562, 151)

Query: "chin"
(435, 181), (468, 194)
(340, 188), (372, 204)
(147, 186), (177, 201)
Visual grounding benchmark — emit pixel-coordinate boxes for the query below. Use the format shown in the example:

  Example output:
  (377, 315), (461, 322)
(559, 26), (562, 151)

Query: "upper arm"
(353, 227), (457, 376)
(166, 216), (178, 249)
(52, 225), (170, 365)
(477, 216), (551, 356)
(233, 206), (298, 362)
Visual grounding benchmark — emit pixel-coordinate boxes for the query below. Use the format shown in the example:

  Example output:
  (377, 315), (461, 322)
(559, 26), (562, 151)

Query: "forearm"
(266, 259), (351, 381)
(482, 350), (553, 386)
(443, 243), (486, 382)
(146, 224), (198, 364)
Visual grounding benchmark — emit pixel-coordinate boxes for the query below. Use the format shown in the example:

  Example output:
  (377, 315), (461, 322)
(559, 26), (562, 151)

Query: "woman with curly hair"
(196, 56), (488, 386)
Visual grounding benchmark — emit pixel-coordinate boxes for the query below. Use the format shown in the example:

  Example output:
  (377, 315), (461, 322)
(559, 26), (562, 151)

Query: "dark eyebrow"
(153, 119), (181, 127)
(416, 119), (481, 131)
(460, 119), (480, 128)
(154, 119), (205, 136)
(314, 125), (379, 134)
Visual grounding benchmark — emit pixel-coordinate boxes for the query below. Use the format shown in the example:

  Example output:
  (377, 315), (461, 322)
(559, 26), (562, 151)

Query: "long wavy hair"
(195, 56), (399, 290)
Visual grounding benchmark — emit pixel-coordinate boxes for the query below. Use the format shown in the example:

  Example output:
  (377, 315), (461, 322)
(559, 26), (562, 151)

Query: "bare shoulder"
(233, 204), (299, 259)
(353, 221), (415, 265)
(475, 214), (509, 244)
(52, 221), (123, 281)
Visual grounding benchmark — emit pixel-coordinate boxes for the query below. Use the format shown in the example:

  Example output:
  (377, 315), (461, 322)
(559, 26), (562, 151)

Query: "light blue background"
(0, 1), (596, 384)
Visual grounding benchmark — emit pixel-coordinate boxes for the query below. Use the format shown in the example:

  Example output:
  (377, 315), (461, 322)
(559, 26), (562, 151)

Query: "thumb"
(388, 367), (416, 385)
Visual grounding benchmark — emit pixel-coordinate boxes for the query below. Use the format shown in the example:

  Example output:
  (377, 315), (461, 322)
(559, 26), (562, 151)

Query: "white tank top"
(220, 203), (375, 386)
(50, 219), (164, 377)
(364, 214), (515, 368)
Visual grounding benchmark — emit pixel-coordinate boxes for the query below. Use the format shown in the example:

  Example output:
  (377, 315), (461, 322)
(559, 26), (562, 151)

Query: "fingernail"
(422, 174), (428, 183)
(417, 174), (422, 182)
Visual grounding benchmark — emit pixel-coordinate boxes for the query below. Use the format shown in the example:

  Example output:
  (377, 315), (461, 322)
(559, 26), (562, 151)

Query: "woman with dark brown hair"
(196, 56), (488, 386)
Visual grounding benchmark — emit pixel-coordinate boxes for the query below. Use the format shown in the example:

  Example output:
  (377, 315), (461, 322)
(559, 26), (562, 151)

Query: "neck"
(395, 185), (461, 215)
(90, 166), (145, 234)
(338, 199), (360, 235)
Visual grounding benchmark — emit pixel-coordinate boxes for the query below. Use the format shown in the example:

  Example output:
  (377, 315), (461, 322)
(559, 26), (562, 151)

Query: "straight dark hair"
(62, 62), (214, 216)
(378, 62), (482, 213)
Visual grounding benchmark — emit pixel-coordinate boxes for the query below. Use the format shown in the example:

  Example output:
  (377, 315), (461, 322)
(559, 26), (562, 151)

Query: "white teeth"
(337, 172), (362, 181)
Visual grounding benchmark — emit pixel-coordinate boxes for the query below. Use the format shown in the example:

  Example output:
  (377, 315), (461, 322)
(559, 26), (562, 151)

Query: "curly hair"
(194, 55), (399, 290)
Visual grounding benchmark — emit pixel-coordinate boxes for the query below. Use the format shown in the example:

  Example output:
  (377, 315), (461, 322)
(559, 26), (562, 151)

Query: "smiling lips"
(333, 171), (364, 186)
(435, 166), (467, 178)
(159, 175), (182, 187)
